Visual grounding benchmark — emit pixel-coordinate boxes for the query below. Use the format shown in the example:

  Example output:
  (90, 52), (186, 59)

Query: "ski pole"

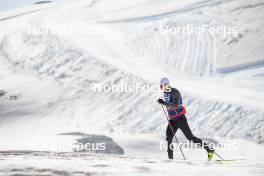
(214, 151), (224, 160)
(161, 105), (186, 160)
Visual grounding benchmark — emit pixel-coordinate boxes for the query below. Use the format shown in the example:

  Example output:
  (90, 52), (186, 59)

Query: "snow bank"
(60, 132), (124, 154)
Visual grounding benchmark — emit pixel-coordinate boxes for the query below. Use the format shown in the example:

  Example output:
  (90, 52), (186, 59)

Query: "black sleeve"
(163, 88), (181, 108)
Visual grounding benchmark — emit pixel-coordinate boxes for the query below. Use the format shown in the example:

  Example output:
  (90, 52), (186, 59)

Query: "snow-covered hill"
(0, 0), (264, 175)
(0, 0), (263, 141)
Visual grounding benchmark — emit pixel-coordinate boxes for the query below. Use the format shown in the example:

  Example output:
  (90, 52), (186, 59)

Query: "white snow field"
(0, 0), (264, 175)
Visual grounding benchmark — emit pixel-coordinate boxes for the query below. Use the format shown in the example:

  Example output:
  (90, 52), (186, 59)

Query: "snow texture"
(0, 0), (263, 175)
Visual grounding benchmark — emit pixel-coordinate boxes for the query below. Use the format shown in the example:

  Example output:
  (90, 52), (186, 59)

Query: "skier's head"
(160, 77), (170, 92)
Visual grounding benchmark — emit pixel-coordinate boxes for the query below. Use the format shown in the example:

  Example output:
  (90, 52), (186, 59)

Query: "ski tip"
(216, 159), (246, 162)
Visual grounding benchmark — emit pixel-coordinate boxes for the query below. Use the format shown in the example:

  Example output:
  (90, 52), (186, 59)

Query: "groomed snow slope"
(0, 0), (263, 150)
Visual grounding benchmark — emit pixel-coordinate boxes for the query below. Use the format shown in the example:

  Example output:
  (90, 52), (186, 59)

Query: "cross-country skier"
(157, 77), (214, 160)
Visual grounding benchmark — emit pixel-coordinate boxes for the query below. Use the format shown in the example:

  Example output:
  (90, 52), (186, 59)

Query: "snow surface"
(0, 0), (263, 175)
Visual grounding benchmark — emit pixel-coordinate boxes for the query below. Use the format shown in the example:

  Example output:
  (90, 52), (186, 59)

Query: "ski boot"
(207, 149), (214, 161)
(167, 150), (173, 159)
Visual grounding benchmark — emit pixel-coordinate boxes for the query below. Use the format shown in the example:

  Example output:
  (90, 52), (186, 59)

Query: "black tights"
(166, 115), (212, 159)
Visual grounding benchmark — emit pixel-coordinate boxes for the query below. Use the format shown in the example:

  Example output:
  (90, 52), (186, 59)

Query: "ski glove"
(157, 99), (165, 105)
